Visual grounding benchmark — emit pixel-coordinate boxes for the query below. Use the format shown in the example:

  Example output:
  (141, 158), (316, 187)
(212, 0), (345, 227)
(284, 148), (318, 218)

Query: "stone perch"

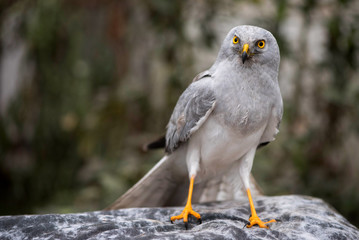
(0, 195), (358, 239)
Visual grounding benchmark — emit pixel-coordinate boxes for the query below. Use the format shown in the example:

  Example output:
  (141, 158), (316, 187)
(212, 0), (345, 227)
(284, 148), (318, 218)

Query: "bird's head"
(216, 25), (280, 71)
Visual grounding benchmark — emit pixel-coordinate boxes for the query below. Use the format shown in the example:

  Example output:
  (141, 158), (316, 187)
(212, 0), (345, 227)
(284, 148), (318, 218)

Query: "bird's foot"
(246, 215), (276, 228)
(170, 205), (201, 229)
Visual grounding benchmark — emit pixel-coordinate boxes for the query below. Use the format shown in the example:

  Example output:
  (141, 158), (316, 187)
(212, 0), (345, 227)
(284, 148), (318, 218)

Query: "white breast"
(186, 116), (265, 182)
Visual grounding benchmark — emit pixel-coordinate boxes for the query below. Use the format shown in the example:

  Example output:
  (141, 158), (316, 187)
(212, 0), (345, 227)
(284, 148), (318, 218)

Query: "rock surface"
(0, 195), (358, 239)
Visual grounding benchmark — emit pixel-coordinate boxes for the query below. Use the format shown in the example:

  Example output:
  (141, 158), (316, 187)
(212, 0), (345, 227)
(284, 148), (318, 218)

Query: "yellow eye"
(257, 40), (265, 48)
(232, 36), (239, 44)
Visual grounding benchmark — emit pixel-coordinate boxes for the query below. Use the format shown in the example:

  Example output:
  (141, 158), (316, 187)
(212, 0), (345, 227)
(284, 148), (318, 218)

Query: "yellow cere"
(257, 40), (265, 48)
(233, 36), (239, 44)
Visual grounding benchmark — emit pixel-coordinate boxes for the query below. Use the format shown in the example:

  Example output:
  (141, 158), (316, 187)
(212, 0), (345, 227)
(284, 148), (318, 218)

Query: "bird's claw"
(243, 220), (251, 229)
(184, 222), (188, 230)
(170, 206), (201, 230)
(246, 215), (276, 228)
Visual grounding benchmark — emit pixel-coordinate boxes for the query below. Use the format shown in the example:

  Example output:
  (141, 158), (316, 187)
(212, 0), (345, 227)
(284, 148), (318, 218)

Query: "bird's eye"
(232, 36), (239, 44)
(257, 40), (265, 48)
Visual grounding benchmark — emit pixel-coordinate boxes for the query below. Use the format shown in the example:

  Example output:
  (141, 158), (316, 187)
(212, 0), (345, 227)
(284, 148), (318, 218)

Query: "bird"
(106, 25), (283, 229)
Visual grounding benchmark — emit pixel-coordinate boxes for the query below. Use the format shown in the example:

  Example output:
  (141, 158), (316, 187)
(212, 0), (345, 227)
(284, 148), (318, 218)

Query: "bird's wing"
(142, 71), (212, 152)
(106, 78), (216, 210)
(259, 95), (283, 145)
(142, 135), (166, 151)
(165, 79), (216, 153)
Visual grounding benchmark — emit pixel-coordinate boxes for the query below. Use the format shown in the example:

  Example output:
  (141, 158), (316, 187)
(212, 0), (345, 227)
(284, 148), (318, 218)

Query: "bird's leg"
(246, 188), (276, 228)
(170, 175), (201, 229)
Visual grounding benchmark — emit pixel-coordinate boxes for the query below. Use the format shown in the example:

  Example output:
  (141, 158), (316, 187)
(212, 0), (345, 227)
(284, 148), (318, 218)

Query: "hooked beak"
(241, 43), (249, 64)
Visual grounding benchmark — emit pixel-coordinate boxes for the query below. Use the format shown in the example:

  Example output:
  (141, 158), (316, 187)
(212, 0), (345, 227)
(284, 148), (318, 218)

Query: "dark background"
(1, 0), (358, 227)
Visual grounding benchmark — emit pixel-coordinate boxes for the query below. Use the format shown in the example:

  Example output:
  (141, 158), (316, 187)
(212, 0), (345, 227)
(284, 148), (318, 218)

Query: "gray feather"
(107, 25), (283, 212)
(165, 80), (216, 153)
(192, 70), (211, 82)
(106, 154), (261, 209)
(193, 173), (262, 203)
(106, 156), (186, 209)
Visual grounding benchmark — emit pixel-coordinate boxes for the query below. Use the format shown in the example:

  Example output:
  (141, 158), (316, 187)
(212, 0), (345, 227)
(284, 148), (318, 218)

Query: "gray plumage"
(107, 25), (282, 210)
(165, 83), (216, 153)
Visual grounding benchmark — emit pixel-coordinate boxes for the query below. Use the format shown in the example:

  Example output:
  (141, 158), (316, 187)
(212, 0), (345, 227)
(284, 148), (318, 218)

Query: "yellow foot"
(170, 205), (202, 229)
(246, 215), (276, 228)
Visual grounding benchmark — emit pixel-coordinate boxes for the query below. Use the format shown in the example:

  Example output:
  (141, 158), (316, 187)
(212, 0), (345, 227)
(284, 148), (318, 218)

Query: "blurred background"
(1, 0), (359, 227)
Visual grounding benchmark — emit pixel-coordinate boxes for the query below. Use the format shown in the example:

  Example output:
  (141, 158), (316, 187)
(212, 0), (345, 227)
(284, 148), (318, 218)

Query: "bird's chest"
(214, 82), (272, 135)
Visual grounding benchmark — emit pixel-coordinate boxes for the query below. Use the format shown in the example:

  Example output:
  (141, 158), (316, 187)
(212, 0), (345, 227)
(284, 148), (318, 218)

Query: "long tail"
(106, 155), (261, 210)
(192, 172), (262, 203)
(105, 156), (189, 209)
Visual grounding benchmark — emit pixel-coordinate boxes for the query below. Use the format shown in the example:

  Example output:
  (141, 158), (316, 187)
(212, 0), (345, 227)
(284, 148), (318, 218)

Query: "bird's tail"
(106, 154), (261, 210)
(105, 155), (189, 210)
(192, 171), (262, 203)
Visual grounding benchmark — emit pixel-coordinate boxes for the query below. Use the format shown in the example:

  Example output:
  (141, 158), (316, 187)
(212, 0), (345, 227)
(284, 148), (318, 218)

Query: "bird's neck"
(210, 59), (278, 84)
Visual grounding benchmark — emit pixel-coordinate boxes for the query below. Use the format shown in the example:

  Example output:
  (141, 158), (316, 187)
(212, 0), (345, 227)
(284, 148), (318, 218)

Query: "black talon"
(170, 219), (174, 224)
(243, 222), (250, 229)
(275, 219), (281, 222)
(243, 218), (250, 228)
(198, 218), (202, 224)
(184, 222), (189, 230)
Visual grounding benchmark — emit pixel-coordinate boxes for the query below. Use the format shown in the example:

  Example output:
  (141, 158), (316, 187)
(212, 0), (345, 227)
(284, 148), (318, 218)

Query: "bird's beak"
(241, 43), (249, 64)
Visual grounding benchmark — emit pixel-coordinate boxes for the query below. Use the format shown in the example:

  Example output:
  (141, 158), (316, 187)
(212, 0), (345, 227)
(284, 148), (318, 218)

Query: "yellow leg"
(246, 188), (276, 228)
(170, 176), (201, 229)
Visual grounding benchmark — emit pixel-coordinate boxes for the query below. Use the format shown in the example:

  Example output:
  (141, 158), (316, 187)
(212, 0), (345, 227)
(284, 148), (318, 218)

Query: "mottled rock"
(0, 195), (358, 239)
